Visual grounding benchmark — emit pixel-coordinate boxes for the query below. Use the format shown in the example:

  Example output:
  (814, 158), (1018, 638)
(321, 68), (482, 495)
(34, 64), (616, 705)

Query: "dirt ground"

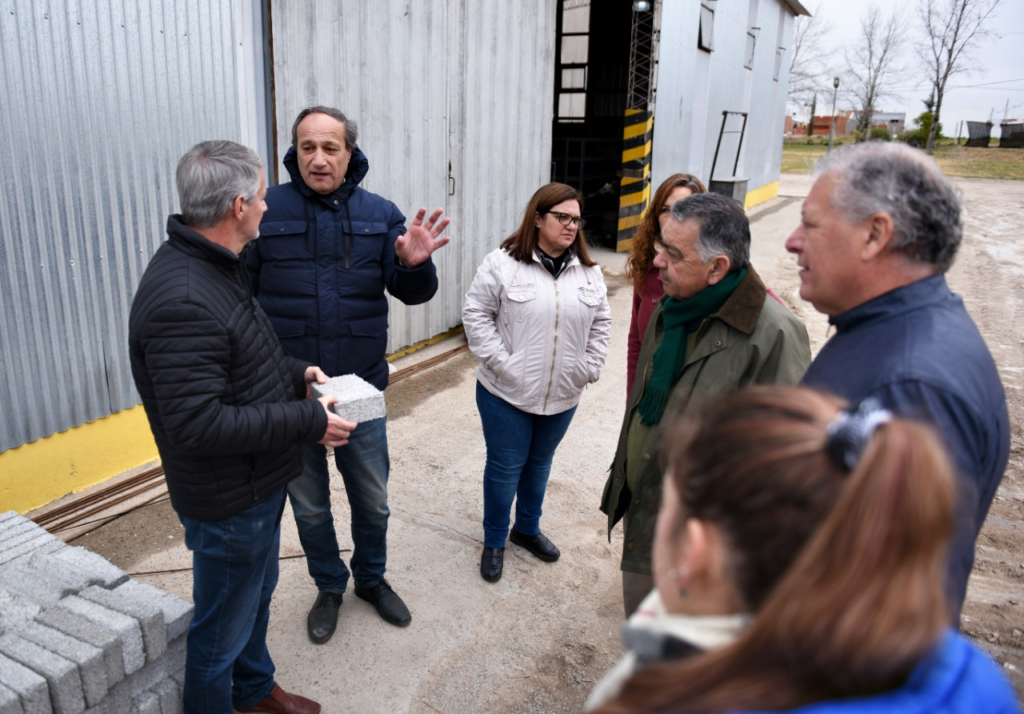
(78, 173), (1023, 711)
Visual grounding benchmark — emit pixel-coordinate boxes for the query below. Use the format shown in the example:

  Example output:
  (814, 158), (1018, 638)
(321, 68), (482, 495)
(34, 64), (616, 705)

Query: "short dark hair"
(669, 192), (750, 271)
(816, 142), (961, 273)
(291, 106), (359, 149)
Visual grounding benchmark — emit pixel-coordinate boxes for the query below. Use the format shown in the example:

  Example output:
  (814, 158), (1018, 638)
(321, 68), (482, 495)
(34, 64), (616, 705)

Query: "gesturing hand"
(395, 207), (451, 268)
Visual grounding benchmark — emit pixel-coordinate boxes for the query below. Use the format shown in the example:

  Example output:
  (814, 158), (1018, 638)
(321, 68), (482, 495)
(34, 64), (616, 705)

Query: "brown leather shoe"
(234, 685), (321, 714)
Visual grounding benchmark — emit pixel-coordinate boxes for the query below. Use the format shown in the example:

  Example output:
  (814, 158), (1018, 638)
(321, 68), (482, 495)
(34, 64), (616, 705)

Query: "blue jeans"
(288, 416), (390, 592)
(178, 487), (285, 713)
(476, 382), (578, 549)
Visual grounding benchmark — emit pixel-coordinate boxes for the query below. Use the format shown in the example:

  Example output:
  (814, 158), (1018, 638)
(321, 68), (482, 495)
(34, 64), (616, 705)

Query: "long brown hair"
(598, 386), (954, 713)
(501, 182), (596, 266)
(624, 173), (707, 289)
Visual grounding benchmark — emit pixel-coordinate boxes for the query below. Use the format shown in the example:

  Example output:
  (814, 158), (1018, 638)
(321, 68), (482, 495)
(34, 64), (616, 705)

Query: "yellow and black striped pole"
(616, 109), (654, 252)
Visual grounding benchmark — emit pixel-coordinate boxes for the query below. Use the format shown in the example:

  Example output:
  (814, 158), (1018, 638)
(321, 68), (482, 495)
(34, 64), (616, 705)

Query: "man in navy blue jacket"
(786, 142), (1009, 618)
(248, 106), (450, 643)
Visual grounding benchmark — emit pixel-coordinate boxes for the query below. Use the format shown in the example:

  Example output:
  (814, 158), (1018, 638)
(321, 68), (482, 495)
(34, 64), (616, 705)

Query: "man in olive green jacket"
(600, 193), (811, 616)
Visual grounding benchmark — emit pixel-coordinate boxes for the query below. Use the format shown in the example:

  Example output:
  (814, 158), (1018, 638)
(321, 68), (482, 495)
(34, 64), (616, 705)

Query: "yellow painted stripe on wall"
(0, 406), (159, 514)
(386, 325), (465, 361)
(616, 237), (634, 252)
(619, 190), (646, 208)
(622, 139), (652, 163)
(744, 180), (780, 210)
(617, 212), (644, 231)
(623, 117), (654, 140)
(620, 183), (653, 208)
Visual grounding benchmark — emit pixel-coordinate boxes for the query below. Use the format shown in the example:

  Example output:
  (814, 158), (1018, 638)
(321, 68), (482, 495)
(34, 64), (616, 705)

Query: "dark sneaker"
(354, 579), (411, 627)
(306, 591), (342, 645)
(509, 529), (560, 562)
(480, 547), (505, 582)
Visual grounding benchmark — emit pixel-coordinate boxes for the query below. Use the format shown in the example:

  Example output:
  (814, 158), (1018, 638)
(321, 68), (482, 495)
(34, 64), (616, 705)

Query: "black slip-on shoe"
(509, 529), (560, 562)
(480, 546), (505, 582)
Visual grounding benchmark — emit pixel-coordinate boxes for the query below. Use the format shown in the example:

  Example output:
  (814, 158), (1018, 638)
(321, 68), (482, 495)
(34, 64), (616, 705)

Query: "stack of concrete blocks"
(0, 511), (192, 713)
(311, 374), (387, 423)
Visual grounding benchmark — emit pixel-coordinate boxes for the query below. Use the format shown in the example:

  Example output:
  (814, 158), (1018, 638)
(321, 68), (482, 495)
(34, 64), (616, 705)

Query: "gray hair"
(290, 106), (359, 148)
(815, 142), (961, 272)
(176, 140), (263, 229)
(669, 192), (750, 271)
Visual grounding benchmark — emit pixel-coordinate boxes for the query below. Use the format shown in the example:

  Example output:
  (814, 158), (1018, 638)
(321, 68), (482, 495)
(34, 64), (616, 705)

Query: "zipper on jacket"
(542, 278), (561, 412)
(342, 197), (353, 270)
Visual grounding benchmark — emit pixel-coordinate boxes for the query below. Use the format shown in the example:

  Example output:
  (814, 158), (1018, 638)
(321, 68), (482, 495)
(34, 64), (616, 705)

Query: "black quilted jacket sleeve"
(136, 299), (324, 456)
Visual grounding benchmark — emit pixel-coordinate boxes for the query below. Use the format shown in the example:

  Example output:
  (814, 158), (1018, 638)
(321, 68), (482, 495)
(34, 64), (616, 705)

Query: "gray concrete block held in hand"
(0, 634), (84, 714)
(311, 374), (387, 422)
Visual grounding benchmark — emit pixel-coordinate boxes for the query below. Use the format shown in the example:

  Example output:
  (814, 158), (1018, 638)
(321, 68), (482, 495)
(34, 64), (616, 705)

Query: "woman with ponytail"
(588, 386), (1019, 713)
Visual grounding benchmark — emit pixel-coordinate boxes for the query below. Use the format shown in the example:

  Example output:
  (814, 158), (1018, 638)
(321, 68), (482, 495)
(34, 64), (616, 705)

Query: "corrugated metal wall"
(269, 0), (556, 355)
(0, 1), (248, 453)
(651, 0), (796, 193)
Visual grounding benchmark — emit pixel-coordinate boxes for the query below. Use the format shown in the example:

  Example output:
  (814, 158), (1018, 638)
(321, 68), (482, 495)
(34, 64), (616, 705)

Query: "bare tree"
(844, 5), (904, 140)
(788, 5), (834, 108)
(919, 0), (1001, 153)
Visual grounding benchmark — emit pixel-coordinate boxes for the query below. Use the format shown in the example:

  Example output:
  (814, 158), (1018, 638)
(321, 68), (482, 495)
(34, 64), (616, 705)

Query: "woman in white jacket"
(463, 182), (611, 583)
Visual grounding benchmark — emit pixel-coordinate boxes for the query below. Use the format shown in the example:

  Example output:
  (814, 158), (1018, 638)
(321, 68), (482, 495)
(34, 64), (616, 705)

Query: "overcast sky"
(803, 0), (1023, 135)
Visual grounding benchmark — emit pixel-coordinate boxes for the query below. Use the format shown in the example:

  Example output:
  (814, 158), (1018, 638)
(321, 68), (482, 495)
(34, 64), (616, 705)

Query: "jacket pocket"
(505, 282), (537, 323)
(349, 316), (387, 338)
(349, 220), (389, 237)
(577, 285), (601, 307)
(259, 221), (310, 259)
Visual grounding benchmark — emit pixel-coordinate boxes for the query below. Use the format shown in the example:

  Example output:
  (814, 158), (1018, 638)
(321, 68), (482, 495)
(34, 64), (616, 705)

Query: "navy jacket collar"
(829, 274), (949, 333)
(282, 145), (370, 206)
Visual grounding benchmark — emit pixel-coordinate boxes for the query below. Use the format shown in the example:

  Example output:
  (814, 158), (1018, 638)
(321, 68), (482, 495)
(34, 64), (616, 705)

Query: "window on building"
(744, 29), (758, 69)
(698, 1), (716, 52)
(773, 46), (785, 81)
(556, 1), (590, 123)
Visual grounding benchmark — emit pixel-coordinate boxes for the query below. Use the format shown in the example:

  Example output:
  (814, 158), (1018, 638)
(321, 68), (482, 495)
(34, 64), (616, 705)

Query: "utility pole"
(828, 77), (840, 152)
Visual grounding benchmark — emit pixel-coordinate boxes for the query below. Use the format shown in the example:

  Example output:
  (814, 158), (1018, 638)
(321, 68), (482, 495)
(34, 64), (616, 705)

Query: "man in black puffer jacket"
(129, 140), (353, 714)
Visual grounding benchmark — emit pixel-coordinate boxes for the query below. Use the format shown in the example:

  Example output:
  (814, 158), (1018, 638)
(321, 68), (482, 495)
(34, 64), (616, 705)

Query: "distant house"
(848, 110), (906, 136)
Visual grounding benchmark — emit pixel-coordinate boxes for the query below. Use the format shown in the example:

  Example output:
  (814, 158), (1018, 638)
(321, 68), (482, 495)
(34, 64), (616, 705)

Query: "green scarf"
(637, 268), (747, 426)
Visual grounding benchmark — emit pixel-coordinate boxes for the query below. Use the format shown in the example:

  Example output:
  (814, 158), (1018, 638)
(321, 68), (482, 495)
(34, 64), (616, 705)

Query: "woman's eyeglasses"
(546, 211), (586, 229)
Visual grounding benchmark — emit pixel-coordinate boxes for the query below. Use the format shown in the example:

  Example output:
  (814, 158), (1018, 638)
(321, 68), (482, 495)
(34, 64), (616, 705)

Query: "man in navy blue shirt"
(785, 142), (1009, 617)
